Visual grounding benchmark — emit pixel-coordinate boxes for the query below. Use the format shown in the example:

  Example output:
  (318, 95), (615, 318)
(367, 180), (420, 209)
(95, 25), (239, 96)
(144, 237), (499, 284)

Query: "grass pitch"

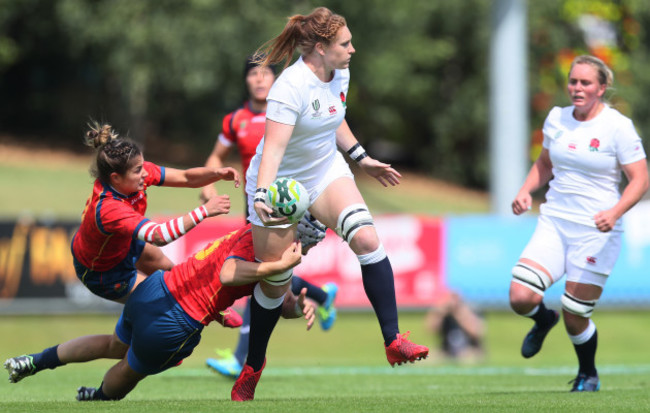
(1, 311), (649, 412)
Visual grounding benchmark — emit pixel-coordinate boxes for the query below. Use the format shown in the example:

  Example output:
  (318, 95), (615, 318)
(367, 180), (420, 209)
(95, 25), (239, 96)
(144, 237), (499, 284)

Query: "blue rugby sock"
(291, 275), (327, 305)
(31, 345), (63, 372)
(575, 329), (598, 377)
(246, 294), (282, 372)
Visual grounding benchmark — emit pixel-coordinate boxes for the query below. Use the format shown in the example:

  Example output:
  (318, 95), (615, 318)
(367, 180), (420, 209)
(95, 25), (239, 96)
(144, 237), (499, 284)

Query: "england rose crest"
(589, 138), (600, 152)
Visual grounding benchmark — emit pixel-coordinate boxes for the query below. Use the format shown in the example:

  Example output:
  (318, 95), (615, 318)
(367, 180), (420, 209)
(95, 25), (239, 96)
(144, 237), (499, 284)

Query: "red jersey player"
(71, 121), (239, 304)
(5, 215), (324, 402)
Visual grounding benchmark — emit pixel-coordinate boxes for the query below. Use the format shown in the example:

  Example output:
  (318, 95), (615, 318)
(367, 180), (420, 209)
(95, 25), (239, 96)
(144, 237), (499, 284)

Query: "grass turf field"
(1, 311), (649, 412)
(0, 144), (490, 219)
(2, 145), (648, 411)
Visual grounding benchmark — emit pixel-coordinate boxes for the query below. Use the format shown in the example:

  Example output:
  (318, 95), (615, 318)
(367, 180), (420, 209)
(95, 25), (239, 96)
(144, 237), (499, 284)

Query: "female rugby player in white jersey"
(509, 55), (648, 392)
(229, 7), (429, 399)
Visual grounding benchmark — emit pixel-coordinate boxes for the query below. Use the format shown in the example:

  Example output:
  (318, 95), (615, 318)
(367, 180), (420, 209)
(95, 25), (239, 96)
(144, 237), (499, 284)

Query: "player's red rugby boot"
(231, 360), (266, 401)
(385, 331), (429, 367)
(215, 307), (243, 328)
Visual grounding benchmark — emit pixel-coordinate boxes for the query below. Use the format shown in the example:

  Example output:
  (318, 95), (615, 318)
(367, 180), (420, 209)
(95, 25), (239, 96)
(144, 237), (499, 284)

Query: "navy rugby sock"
(291, 275), (327, 305)
(530, 302), (555, 326)
(574, 329), (598, 376)
(361, 257), (399, 346)
(246, 294), (282, 372)
(31, 345), (63, 372)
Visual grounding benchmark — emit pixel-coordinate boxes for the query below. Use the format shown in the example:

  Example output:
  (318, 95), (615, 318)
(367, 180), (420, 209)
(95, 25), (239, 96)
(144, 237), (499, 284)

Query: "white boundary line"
(165, 364), (650, 377)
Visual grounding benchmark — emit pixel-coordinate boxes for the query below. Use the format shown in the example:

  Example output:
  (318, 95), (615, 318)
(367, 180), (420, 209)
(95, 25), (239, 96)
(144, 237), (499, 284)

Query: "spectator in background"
(425, 291), (485, 363)
(509, 55), (648, 392)
(200, 56), (338, 379)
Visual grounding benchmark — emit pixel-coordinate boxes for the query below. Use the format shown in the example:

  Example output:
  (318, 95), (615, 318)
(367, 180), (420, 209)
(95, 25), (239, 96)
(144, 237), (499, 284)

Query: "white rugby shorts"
(518, 214), (622, 288)
(246, 151), (354, 228)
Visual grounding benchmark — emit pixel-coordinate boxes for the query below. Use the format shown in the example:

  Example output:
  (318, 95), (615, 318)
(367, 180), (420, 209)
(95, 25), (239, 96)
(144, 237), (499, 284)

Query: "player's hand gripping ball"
(266, 178), (309, 224)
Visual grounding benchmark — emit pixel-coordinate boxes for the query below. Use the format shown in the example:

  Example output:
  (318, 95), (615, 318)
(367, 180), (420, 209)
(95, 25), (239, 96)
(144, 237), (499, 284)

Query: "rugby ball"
(266, 177), (309, 224)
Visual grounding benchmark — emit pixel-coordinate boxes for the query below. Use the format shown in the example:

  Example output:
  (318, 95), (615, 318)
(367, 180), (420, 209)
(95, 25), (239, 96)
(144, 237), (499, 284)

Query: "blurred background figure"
(425, 291), (485, 363)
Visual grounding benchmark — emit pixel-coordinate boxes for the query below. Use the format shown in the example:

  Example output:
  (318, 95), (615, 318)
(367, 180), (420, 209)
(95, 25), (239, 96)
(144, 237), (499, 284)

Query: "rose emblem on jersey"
(340, 91), (346, 108)
(589, 138), (600, 152)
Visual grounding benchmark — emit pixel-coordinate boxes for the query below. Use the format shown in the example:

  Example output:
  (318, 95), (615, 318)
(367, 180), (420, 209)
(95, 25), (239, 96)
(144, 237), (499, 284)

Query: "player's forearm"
(181, 167), (226, 187)
(137, 206), (209, 246)
(200, 155), (223, 196)
(220, 259), (289, 286)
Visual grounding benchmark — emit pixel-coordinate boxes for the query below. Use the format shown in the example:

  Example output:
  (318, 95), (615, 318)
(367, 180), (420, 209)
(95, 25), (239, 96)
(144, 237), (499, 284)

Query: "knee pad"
(336, 203), (374, 243)
(264, 267), (293, 286)
(511, 262), (552, 296)
(561, 292), (597, 318)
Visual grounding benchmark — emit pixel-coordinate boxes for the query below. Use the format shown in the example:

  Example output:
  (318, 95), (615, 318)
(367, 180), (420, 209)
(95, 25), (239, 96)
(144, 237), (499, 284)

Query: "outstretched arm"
(336, 119), (401, 187)
(200, 140), (233, 202)
(137, 195), (231, 246)
(164, 166), (240, 189)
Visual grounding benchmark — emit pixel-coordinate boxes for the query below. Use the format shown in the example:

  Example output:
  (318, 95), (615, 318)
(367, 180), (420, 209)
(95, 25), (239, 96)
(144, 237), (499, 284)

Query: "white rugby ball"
(266, 177), (309, 224)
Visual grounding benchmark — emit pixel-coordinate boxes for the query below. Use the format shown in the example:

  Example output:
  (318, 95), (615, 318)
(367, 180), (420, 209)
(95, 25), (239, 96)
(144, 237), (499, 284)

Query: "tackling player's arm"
(135, 195), (231, 246)
(219, 241), (302, 286)
(163, 165), (240, 189)
(200, 140), (233, 202)
(281, 288), (316, 330)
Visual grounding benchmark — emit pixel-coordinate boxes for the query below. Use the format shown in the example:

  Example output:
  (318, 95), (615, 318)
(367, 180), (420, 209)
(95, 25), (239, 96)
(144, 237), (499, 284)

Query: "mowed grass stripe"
(165, 363), (650, 377)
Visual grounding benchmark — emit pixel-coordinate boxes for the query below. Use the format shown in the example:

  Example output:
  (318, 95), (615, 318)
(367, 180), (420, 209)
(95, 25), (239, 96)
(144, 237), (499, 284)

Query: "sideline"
(165, 363), (650, 377)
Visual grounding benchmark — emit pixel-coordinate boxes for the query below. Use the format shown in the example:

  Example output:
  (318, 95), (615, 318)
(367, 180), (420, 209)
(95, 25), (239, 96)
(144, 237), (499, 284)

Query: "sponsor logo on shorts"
(586, 256), (597, 265)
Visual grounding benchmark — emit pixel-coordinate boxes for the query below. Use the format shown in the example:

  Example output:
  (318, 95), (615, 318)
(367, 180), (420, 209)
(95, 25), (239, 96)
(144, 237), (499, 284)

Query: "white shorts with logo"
(246, 151), (354, 228)
(519, 214), (622, 288)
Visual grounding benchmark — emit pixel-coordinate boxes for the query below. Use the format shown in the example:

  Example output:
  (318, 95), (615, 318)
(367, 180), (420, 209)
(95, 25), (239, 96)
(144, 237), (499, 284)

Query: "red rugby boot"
(385, 331), (429, 367)
(231, 360), (265, 401)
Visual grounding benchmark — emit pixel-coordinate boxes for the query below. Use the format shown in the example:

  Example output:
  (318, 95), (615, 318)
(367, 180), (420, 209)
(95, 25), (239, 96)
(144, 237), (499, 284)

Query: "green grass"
(0, 157), (489, 219)
(1, 311), (649, 412)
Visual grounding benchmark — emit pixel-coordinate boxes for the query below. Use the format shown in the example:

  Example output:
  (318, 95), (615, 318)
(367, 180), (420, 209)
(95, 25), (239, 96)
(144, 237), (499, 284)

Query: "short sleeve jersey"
(541, 105), (646, 230)
(219, 101), (266, 182)
(246, 56), (350, 191)
(164, 226), (256, 325)
(72, 162), (165, 271)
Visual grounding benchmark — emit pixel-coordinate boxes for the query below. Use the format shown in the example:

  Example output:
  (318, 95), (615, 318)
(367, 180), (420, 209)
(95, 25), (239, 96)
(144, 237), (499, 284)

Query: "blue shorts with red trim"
(72, 238), (145, 300)
(115, 270), (204, 375)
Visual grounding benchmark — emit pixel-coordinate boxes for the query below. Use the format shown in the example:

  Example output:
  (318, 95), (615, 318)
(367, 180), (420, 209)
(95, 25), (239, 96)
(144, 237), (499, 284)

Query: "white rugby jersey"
(246, 56), (350, 193)
(540, 105), (646, 230)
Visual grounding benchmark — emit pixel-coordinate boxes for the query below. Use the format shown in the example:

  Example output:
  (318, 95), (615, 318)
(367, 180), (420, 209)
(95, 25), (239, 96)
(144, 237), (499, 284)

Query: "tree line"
(1, 0), (649, 189)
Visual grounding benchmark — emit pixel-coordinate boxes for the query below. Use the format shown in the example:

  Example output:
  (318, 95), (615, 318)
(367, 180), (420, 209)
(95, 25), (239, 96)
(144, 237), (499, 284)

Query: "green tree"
(1, 0), (648, 189)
